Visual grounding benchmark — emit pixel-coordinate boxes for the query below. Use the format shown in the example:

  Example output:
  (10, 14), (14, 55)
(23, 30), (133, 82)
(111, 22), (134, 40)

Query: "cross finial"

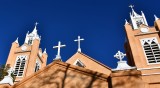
(74, 36), (84, 52)
(129, 5), (134, 9)
(114, 51), (126, 62)
(35, 22), (39, 26)
(53, 41), (66, 59)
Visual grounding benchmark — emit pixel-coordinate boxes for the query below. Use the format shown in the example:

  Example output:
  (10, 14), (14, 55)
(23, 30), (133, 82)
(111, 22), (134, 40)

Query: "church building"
(0, 6), (160, 88)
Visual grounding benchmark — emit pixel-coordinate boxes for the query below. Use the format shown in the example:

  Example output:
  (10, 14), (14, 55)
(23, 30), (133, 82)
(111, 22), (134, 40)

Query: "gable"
(66, 52), (111, 75)
(12, 61), (109, 88)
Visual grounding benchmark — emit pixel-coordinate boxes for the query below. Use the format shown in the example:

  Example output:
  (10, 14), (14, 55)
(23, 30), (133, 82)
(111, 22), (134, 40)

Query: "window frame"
(73, 59), (85, 67)
(34, 59), (41, 72)
(13, 55), (28, 77)
(140, 37), (160, 65)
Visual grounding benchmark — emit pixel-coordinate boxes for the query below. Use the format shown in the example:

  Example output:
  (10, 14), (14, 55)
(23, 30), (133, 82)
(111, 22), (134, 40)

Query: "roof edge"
(77, 52), (111, 70)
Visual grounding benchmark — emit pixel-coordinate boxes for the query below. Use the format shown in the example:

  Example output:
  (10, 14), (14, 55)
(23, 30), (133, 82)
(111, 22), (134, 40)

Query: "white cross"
(35, 22), (39, 26)
(74, 36), (84, 52)
(53, 41), (66, 59)
(129, 5), (134, 9)
(114, 51), (126, 62)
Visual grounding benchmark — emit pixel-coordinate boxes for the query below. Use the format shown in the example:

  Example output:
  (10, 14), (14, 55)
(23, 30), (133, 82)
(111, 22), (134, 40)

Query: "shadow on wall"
(111, 70), (148, 88)
(12, 63), (108, 88)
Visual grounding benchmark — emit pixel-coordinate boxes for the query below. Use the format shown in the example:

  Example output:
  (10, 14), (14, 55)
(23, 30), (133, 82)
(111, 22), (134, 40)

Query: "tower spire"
(128, 5), (148, 29)
(129, 5), (137, 16)
(32, 22), (38, 33)
(129, 5), (140, 17)
(24, 22), (40, 45)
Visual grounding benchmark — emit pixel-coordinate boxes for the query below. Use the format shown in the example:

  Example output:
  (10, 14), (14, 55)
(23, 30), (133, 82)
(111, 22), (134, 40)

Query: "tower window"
(28, 37), (33, 45)
(14, 55), (27, 77)
(141, 38), (160, 64)
(136, 20), (143, 27)
(35, 60), (41, 72)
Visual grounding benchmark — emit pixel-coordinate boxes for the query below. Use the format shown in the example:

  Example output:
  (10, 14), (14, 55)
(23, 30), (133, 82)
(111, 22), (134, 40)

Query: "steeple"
(129, 5), (139, 17)
(24, 22), (40, 45)
(32, 22), (38, 35)
(129, 5), (148, 29)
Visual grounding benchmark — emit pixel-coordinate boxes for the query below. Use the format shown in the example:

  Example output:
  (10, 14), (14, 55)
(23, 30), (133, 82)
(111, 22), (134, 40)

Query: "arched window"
(141, 38), (160, 64)
(35, 60), (41, 72)
(14, 55), (27, 76)
(28, 38), (33, 45)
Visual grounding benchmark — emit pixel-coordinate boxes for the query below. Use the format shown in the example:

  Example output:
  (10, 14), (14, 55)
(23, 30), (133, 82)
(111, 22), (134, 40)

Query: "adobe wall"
(66, 52), (111, 75)
(111, 69), (149, 88)
(12, 61), (109, 88)
(0, 84), (11, 88)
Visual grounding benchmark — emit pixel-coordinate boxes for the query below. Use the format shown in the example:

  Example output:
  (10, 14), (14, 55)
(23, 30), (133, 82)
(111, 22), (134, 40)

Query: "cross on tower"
(129, 5), (134, 9)
(53, 41), (66, 59)
(74, 36), (84, 52)
(35, 22), (39, 26)
(114, 51), (126, 62)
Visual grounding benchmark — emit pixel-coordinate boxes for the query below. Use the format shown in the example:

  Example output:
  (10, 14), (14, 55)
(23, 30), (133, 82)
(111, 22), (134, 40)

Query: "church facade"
(0, 6), (160, 88)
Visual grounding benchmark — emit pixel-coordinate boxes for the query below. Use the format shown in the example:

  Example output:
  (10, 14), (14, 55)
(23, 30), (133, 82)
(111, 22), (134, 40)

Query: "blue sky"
(0, 0), (160, 68)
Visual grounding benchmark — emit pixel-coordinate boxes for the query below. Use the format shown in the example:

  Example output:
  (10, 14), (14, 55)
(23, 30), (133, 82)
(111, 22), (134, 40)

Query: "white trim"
(140, 37), (158, 45)
(140, 37), (160, 65)
(142, 72), (160, 76)
(137, 66), (160, 70)
(112, 67), (136, 71)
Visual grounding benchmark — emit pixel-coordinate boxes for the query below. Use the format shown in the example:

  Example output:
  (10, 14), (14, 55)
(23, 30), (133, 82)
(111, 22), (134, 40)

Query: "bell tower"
(129, 5), (148, 29)
(124, 6), (160, 69)
(5, 23), (48, 82)
(124, 5), (160, 86)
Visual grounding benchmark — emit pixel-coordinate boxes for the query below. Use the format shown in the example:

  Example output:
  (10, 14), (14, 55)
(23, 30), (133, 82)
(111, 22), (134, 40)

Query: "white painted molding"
(137, 66), (160, 71)
(112, 61), (136, 71)
(142, 72), (160, 76)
